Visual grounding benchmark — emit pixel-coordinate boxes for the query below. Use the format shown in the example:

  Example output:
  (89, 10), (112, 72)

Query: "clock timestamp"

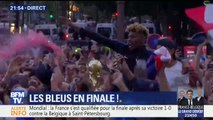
(9, 5), (47, 11)
(9, 5), (24, 11)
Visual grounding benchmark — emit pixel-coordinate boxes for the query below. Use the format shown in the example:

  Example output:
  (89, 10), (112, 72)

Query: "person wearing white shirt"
(156, 39), (190, 91)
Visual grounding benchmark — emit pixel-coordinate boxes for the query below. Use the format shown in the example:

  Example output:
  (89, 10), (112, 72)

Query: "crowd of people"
(0, 16), (213, 120)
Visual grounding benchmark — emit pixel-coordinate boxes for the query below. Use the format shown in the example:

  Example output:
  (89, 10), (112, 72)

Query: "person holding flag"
(60, 17), (171, 92)
(185, 4), (213, 47)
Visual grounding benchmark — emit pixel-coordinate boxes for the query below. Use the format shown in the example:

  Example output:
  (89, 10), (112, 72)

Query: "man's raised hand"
(59, 16), (80, 32)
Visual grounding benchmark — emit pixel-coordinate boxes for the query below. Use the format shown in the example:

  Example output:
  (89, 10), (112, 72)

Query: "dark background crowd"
(0, 17), (213, 120)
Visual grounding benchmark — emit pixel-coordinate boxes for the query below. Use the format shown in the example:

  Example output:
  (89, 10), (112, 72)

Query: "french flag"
(185, 4), (213, 46)
(147, 46), (171, 80)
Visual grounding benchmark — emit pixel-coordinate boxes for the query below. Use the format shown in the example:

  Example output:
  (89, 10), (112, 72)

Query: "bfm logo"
(10, 91), (25, 105)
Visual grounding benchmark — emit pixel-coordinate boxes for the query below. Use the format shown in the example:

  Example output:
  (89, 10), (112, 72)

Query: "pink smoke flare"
(0, 30), (63, 61)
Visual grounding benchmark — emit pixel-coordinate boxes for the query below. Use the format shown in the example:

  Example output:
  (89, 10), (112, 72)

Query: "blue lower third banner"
(18, 92), (178, 105)
(178, 105), (204, 118)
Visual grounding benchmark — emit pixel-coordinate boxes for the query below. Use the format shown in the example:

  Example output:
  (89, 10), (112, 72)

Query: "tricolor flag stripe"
(185, 5), (213, 46)
(205, 4), (213, 24)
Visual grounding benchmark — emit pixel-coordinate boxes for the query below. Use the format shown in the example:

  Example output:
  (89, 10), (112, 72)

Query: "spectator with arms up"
(60, 17), (164, 91)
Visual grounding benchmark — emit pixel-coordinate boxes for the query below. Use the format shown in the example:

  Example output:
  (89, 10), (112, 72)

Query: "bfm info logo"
(10, 91), (25, 105)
